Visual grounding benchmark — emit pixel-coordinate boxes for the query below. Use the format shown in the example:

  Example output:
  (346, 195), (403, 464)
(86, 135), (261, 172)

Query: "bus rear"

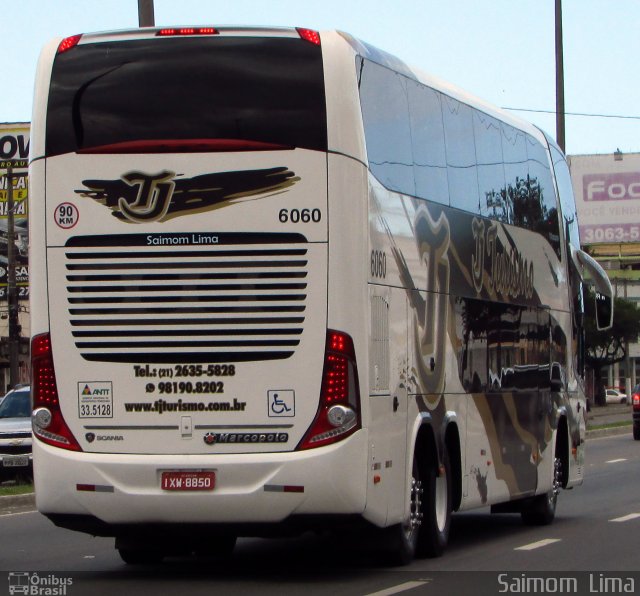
(29, 27), (366, 554)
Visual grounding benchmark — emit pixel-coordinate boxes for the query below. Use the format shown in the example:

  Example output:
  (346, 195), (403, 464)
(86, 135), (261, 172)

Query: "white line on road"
(365, 580), (431, 596)
(0, 510), (38, 518)
(515, 538), (561, 551)
(610, 513), (640, 523)
(606, 458), (627, 464)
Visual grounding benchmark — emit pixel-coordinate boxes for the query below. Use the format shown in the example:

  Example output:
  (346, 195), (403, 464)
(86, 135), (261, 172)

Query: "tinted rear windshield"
(46, 36), (327, 156)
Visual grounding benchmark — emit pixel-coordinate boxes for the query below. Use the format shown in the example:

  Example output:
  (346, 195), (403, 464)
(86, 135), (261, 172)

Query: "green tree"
(584, 289), (640, 406)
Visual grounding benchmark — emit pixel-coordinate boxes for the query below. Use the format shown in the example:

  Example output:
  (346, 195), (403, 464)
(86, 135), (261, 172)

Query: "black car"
(632, 384), (640, 441)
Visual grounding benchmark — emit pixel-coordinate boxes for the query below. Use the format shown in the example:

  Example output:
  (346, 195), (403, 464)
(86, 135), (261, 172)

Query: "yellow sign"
(0, 123), (30, 220)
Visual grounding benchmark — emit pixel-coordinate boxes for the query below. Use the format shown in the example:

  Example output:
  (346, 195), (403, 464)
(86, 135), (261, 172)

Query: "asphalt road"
(1, 432), (638, 596)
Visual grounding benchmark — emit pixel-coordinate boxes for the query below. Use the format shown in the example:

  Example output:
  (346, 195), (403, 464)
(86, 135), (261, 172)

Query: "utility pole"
(555, 0), (566, 152)
(138, 0), (155, 27)
(5, 162), (19, 388)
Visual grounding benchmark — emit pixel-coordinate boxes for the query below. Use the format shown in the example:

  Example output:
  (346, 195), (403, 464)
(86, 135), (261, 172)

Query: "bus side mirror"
(595, 291), (613, 331)
(571, 248), (614, 332)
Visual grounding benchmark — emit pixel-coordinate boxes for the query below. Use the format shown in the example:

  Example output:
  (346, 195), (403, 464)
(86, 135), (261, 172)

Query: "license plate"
(161, 470), (215, 491)
(2, 455), (29, 468)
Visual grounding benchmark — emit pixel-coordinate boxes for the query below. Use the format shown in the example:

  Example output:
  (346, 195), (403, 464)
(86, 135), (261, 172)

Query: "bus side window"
(407, 80), (449, 206)
(549, 141), (585, 377)
(474, 111), (506, 221)
(526, 135), (561, 257)
(442, 96), (479, 214)
(501, 123), (528, 227)
(359, 60), (415, 197)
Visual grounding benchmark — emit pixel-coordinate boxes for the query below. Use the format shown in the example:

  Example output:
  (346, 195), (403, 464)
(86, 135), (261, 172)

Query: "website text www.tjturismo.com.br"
(124, 398), (247, 414)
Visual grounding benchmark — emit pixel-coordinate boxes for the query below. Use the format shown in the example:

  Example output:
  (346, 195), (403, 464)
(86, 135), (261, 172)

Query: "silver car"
(0, 386), (32, 482)
(605, 388), (628, 404)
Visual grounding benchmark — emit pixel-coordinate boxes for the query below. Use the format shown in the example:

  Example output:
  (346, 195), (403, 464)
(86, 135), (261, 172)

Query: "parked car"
(0, 386), (32, 482)
(605, 388), (628, 404)
(632, 384), (640, 441)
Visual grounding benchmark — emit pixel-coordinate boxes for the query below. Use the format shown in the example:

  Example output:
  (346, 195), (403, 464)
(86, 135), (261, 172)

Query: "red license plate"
(161, 470), (215, 491)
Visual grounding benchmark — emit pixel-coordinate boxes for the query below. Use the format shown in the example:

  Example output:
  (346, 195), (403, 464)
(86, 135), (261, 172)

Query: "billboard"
(568, 153), (640, 245)
(0, 123), (29, 300)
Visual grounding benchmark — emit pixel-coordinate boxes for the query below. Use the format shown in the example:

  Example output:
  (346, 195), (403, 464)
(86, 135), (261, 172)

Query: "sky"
(2, 0), (639, 157)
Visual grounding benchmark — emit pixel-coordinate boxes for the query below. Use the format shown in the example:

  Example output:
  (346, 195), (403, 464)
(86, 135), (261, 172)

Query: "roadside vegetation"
(0, 479), (34, 497)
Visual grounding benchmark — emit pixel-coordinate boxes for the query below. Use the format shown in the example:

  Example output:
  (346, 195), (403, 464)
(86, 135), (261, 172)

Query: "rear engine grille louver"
(64, 234), (308, 363)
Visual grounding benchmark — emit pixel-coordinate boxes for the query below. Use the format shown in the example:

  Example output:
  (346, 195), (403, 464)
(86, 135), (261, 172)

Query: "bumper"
(34, 431), (368, 532)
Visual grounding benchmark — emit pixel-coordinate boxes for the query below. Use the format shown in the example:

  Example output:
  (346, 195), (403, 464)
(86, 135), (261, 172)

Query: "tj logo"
(118, 171), (176, 223)
(413, 206), (450, 395)
(76, 166), (299, 223)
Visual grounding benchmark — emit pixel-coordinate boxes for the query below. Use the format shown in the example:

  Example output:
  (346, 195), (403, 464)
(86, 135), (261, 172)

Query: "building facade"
(0, 122), (30, 393)
(568, 151), (640, 397)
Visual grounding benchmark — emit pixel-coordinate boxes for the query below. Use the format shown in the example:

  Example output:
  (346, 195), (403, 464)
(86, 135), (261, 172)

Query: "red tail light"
(57, 34), (82, 54)
(296, 28), (321, 46)
(297, 330), (360, 450)
(31, 333), (82, 451)
(633, 393), (640, 410)
(156, 27), (219, 37)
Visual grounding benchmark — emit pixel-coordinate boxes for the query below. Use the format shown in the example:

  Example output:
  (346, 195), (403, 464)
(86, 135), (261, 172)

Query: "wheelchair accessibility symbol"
(268, 390), (295, 417)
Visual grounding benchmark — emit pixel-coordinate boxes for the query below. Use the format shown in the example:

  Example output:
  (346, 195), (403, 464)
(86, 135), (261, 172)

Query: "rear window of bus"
(45, 36), (327, 156)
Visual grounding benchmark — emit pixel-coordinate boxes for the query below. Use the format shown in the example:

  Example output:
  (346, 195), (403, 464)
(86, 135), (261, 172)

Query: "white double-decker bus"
(29, 26), (612, 565)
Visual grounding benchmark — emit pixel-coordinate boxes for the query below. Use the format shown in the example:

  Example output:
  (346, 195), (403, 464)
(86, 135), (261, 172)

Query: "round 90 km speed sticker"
(55, 202), (79, 229)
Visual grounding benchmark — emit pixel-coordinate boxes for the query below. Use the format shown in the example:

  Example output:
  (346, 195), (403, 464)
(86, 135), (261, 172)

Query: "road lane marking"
(515, 538), (561, 551)
(606, 458), (627, 464)
(610, 513), (640, 523)
(365, 580), (431, 596)
(0, 510), (38, 518)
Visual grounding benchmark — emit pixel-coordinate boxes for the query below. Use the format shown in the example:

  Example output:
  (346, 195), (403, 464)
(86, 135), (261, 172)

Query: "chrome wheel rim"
(404, 474), (424, 541)
(549, 456), (562, 508)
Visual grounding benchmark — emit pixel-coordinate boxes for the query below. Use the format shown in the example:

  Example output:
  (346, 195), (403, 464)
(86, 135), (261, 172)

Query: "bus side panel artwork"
(370, 185), (560, 509)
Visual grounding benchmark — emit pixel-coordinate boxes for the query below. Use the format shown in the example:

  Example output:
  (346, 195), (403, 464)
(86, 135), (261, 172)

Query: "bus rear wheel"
(416, 447), (451, 558)
(521, 457), (561, 526)
(384, 454), (423, 566)
(117, 547), (164, 565)
(384, 446), (451, 565)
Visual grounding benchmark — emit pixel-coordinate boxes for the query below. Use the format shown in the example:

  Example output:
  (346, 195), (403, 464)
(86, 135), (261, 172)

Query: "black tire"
(521, 457), (561, 526)
(117, 547), (164, 565)
(194, 535), (237, 558)
(633, 425), (640, 441)
(416, 447), (451, 558)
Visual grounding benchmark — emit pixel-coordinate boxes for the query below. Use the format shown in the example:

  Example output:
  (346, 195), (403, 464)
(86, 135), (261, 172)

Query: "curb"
(586, 424), (633, 439)
(0, 492), (35, 512)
